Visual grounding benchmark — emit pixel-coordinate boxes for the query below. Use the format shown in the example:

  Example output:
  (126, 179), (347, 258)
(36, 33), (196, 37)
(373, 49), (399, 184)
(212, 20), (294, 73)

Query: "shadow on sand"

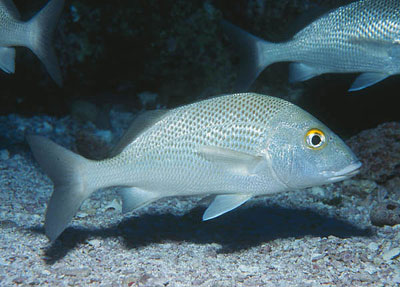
(32, 204), (373, 264)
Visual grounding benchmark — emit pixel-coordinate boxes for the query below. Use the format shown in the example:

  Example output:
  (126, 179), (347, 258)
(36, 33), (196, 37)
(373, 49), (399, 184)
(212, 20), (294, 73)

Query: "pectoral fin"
(119, 187), (159, 213)
(390, 44), (400, 59)
(349, 72), (389, 91)
(202, 194), (252, 221)
(289, 62), (320, 83)
(198, 146), (266, 176)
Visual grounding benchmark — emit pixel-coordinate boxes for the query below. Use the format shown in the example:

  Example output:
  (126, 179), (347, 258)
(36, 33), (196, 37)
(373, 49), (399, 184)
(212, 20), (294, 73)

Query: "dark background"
(1, 0), (398, 138)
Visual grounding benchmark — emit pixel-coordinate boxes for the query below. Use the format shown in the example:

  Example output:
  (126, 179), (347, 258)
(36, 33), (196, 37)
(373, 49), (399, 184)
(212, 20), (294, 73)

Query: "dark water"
(0, 0), (398, 138)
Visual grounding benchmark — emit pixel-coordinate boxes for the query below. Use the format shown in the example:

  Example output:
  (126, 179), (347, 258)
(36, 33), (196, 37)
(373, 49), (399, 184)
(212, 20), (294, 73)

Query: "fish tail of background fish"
(27, 135), (95, 241)
(222, 20), (288, 92)
(25, 0), (64, 86)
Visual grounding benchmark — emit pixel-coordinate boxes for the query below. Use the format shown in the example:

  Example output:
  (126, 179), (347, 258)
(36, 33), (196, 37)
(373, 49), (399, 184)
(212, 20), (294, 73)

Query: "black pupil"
(311, 134), (321, 146)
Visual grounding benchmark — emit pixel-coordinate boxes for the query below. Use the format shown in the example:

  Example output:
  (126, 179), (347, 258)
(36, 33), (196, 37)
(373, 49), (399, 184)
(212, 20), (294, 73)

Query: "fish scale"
(27, 93), (361, 241)
(106, 94), (287, 196)
(124, 94), (285, 160)
(289, 0), (400, 71)
(224, 0), (400, 91)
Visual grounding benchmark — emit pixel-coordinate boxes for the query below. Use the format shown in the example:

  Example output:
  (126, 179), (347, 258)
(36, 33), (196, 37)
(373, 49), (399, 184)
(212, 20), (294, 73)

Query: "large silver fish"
(28, 93), (361, 241)
(0, 0), (64, 85)
(224, 0), (400, 92)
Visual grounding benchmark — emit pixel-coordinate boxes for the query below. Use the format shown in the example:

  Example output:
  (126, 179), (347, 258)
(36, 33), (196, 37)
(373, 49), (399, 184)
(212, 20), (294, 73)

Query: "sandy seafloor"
(1, 111), (400, 287)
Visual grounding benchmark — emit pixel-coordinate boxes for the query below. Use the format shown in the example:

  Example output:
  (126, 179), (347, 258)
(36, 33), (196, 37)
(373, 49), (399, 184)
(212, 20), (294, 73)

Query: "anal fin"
(202, 194), (252, 221)
(119, 187), (159, 213)
(289, 62), (320, 83)
(0, 47), (15, 74)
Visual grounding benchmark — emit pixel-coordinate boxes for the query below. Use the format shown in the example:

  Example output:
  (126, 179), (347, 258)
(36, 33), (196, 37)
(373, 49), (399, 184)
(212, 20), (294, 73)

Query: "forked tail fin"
(26, 0), (64, 86)
(222, 20), (282, 92)
(27, 135), (95, 241)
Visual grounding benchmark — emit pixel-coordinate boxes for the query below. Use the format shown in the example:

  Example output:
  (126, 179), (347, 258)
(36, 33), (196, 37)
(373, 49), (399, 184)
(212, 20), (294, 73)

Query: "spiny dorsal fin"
(109, 109), (169, 157)
(0, 0), (21, 19)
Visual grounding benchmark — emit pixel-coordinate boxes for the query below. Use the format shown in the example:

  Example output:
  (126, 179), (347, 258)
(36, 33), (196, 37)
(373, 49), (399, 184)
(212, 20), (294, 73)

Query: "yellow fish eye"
(305, 129), (326, 150)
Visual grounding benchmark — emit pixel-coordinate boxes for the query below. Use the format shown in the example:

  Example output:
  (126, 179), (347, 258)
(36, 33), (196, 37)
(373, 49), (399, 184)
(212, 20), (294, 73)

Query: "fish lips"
(321, 161), (362, 183)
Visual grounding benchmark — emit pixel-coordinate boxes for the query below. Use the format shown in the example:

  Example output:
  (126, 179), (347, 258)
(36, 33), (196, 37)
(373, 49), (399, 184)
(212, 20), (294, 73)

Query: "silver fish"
(27, 93), (361, 241)
(224, 0), (400, 92)
(0, 0), (64, 85)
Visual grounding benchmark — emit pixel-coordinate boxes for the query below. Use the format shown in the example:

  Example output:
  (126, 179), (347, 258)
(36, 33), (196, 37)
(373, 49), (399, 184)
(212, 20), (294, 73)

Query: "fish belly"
(127, 156), (264, 197)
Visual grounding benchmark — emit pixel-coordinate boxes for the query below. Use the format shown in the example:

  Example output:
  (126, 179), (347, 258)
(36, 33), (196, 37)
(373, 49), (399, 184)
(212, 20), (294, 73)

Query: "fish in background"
(223, 0), (400, 92)
(0, 0), (64, 85)
(28, 93), (361, 241)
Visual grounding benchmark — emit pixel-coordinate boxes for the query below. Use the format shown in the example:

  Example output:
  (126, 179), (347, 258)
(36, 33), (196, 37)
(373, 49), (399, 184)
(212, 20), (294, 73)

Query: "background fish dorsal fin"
(290, 5), (337, 38)
(109, 109), (169, 157)
(0, 0), (21, 19)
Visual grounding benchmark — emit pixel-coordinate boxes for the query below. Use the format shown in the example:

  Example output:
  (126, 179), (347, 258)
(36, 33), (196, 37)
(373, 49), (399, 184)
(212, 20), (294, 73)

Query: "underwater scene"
(1, 0), (400, 286)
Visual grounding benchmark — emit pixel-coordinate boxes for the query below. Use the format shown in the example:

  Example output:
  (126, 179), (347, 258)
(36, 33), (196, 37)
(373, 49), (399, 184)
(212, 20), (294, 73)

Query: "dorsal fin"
(0, 0), (21, 19)
(109, 109), (169, 157)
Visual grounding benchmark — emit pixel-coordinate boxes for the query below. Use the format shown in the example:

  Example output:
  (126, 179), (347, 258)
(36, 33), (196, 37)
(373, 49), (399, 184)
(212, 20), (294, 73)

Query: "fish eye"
(305, 129), (326, 150)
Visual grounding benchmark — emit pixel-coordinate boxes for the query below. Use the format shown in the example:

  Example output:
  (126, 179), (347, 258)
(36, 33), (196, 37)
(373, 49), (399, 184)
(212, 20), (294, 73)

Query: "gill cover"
(265, 102), (358, 190)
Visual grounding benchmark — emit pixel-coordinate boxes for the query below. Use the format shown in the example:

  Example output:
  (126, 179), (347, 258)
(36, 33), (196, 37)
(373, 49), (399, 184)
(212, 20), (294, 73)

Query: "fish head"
(265, 105), (361, 190)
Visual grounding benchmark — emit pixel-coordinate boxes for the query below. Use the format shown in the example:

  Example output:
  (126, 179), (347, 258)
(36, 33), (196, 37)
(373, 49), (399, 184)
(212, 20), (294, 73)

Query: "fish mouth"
(321, 161), (362, 183)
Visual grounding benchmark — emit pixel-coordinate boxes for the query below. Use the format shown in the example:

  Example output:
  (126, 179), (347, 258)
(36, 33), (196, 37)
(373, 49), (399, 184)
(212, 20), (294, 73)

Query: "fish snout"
(321, 161), (362, 183)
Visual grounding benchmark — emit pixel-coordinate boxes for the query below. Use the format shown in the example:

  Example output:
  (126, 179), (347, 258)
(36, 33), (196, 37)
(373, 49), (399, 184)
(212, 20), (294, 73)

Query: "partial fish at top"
(28, 93), (361, 241)
(0, 0), (64, 85)
(223, 0), (400, 92)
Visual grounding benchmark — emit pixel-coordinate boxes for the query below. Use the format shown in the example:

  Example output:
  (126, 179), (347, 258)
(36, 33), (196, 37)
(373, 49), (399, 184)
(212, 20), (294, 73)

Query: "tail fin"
(26, 0), (64, 86)
(27, 135), (94, 241)
(222, 20), (280, 92)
